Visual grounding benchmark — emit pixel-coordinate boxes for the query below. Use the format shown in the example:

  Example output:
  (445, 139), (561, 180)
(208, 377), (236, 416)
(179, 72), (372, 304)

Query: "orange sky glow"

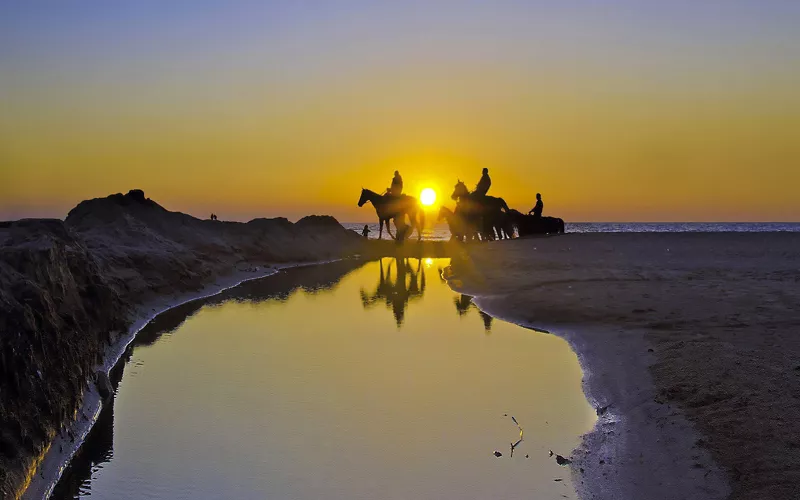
(1, 2), (798, 222)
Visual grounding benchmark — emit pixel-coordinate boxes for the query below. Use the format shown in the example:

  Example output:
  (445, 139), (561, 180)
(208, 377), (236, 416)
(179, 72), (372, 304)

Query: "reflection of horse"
(357, 189), (425, 240)
(450, 181), (509, 241)
(360, 258), (426, 326)
(508, 209), (565, 235)
(453, 294), (493, 332)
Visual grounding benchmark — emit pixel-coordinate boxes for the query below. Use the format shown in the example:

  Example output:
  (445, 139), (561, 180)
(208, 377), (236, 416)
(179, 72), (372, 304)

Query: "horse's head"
(357, 188), (370, 207)
(437, 205), (450, 221)
(451, 180), (468, 201)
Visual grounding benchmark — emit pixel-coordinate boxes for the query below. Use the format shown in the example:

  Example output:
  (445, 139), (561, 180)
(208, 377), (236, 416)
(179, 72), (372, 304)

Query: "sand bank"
(445, 233), (800, 500)
(21, 264), (284, 499)
(1, 190), (363, 498)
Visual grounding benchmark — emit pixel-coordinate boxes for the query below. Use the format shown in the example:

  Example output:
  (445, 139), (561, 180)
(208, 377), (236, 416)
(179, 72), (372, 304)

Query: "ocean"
(343, 222), (800, 241)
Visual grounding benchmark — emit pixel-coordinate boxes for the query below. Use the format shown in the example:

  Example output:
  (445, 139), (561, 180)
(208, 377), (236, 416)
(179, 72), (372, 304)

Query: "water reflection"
(453, 294), (494, 333)
(51, 260), (365, 498)
(359, 258), (427, 327)
(51, 258), (595, 500)
(50, 359), (125, 499)
(135, 260), (365, 347)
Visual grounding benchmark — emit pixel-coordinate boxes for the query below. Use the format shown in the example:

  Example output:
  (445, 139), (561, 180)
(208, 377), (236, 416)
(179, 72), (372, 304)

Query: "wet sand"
(445, 233), (800, 500)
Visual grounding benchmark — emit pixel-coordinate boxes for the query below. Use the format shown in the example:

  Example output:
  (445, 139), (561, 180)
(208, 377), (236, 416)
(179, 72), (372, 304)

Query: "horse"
(508, 209), (565, 236)
(357, 188), (426, 241)
(450, 180), (509, 241)
(437, 206), (475, 242)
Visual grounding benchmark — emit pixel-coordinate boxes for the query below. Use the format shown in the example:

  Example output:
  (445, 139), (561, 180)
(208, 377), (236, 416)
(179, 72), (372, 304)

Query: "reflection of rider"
(474, 168), (491, 196)
(390, 170), (403, 196)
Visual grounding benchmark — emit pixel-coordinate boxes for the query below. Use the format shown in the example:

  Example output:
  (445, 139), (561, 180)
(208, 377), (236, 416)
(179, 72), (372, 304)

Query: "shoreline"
(442, 232), (800, 499)
(454, 291), (729, 500)
(21, 259), (345, 500)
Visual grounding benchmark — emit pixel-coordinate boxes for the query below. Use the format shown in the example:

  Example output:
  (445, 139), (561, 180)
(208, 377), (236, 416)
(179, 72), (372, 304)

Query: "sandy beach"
(445, 233), (800, 500)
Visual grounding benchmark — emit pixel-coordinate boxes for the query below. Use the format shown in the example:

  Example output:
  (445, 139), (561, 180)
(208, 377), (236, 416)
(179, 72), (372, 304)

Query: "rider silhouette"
(389, 171), (403, 196)
(529, 193), (543, 218)
(474, 168), (491, 196)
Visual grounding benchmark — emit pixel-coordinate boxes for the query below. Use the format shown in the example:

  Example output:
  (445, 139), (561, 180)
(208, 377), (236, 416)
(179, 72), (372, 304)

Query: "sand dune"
(0, 190), (362, 498)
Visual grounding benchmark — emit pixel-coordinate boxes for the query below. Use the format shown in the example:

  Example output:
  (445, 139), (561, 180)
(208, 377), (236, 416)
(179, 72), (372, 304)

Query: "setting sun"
(420, 188), (437, 206)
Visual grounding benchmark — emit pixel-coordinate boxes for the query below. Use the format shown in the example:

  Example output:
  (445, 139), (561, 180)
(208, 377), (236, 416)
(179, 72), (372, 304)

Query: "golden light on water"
(420, 188), (437, 206)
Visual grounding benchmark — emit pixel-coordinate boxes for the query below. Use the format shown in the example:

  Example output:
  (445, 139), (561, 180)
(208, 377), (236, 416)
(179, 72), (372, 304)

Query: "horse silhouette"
(508, 209), (565, 235)
(357, 188), (425, 241)
(450, 180), (509, 241)
(438, 206), (473, 242)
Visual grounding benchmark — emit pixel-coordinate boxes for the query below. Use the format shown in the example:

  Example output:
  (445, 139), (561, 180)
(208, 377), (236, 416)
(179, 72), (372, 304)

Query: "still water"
(53, 259), (595, 500)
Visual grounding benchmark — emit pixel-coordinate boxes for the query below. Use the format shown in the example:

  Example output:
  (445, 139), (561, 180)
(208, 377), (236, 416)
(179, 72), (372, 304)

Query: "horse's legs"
(378, 219), (384, 240)
(386, 219), (396, 240)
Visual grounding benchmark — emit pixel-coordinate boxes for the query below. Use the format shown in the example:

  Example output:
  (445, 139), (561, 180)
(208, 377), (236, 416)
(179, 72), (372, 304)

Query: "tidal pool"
(53, 258), (596, 499)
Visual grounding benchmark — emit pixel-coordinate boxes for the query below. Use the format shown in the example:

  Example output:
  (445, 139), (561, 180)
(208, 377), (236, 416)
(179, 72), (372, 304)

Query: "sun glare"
(420, 188), (437, 206)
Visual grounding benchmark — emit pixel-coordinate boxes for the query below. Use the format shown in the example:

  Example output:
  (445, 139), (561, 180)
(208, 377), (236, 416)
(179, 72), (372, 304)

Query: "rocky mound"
(0, 190), (361, 497)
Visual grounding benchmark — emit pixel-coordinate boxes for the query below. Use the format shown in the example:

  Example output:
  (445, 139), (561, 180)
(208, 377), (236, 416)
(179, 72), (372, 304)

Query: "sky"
(1, 1), (799, 222)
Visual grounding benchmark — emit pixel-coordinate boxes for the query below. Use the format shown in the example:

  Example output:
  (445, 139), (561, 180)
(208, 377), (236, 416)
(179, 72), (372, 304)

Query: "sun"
(420, 187), (437, 206)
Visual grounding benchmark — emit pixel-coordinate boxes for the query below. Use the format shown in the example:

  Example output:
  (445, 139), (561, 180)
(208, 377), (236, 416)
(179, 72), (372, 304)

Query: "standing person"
(362, 224), (371, 239)
(390, 170), (403, 196)
(529, 193), (544, 218)
(474, 167), (491, 196)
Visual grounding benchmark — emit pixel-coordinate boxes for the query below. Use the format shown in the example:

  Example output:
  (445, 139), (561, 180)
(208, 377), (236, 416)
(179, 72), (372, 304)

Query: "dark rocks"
(549, 450), (572, 466)
(596, 404), (612, 416)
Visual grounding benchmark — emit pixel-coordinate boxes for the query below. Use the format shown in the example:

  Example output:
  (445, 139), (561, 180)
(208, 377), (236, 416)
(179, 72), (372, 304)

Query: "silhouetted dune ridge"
(0, 189), (361, 497)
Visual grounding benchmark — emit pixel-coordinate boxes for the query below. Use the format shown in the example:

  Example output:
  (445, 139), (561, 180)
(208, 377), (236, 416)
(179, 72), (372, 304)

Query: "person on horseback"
(389, 170), (403, 196)
(529, 193), (543, 218)
(474, 168), (491, 196)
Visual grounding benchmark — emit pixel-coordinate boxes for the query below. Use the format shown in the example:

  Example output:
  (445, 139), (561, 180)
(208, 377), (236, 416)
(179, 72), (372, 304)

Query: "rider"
(529, 193), (543, 218)
(474, 168), (491, 196)
(389, 170), (403, 196)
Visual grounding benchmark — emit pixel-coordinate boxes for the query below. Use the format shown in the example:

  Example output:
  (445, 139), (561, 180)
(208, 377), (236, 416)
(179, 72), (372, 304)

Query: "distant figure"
(362, 224), (371, 238)
(210, 213), (218, 221)
(474, 167), (491, 196)
(529, 193), (543, 218)
(390, 170), (404, 196)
